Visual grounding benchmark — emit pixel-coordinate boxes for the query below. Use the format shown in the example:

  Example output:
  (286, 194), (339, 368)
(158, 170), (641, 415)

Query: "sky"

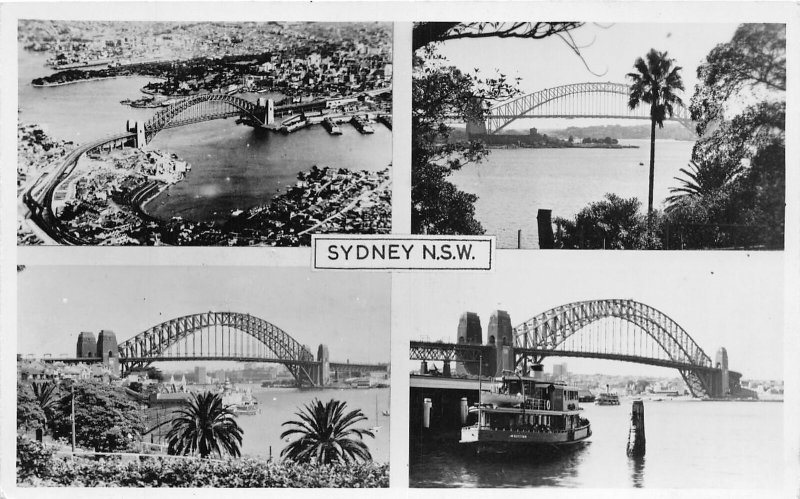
(17, 266), (390, 366)
(395, 252), (783, 381)
(435, 22), (740, 130)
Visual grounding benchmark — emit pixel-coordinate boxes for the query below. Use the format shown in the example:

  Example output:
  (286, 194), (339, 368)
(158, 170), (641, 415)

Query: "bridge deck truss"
(409, 341), (488, 364)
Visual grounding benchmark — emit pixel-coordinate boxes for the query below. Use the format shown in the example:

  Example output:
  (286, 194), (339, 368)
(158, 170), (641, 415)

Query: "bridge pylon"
(456, 312), (483, 376)
(257, 97), (275, 126)
(314, 344), (330, 386)
(488, 310), (515, 376)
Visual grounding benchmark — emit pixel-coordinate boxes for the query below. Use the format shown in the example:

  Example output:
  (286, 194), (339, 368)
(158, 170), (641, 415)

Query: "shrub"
(16, 435), (55, 483)
(17, 453), (389, 488)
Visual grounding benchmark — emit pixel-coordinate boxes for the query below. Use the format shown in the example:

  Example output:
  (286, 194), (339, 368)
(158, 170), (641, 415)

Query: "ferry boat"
(595, 392), (621, 406)
(233, 399), (260, 416)
(322, 117), (343, 135)
(350, 115), (375, 134)
(460, 373), (591, 452)
(221, 382), (260, 415)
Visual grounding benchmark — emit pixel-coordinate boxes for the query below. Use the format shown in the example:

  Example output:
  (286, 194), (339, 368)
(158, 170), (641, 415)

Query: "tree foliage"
(411, 53), (519, 234)
(17, 383), (46, 433)
(627, 49), (685, 215)
(690, 23), (786, 136)
(553, 194), (661, 249)
(50, 381), (145, 453)
(667, 23), (785, 249)
(666, 158), (744, 207)
(280, 398), (374, 465)
(412, 22), (584, 51)
(17, 435), (55, 483)
(31, 382), (61, 434)
(627, 50), (685, 127)
(166, 391), (243, 459)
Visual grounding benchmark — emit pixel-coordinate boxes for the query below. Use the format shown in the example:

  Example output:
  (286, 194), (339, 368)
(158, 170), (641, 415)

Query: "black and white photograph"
(411, 22), (786, 250)
(402, 254), (783, 488)
(15, 265), (390, 487)
(17, 20), (393, 246)
(2, 2), (799, 497)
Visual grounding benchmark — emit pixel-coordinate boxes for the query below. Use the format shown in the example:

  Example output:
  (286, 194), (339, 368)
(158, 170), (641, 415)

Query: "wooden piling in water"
(626, 400), (646, 457)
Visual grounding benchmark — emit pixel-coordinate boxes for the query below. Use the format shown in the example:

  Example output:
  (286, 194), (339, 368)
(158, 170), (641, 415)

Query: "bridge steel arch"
(513, 299), (716, 397)
(143, 94), (265, 143)
(486, 82), (693, 134)
(117, 311), (317, 386)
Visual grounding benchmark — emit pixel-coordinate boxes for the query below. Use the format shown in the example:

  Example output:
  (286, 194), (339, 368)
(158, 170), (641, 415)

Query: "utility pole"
(70, 384), (76, 453)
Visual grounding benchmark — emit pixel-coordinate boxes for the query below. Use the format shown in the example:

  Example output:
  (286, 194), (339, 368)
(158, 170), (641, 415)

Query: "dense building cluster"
(20, 21), (391, 68)
(22, 20), (392, 103)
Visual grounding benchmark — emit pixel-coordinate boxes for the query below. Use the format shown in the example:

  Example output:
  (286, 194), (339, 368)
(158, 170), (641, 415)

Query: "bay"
(410, 400), (782, 488)
(449, 140), (694, 248)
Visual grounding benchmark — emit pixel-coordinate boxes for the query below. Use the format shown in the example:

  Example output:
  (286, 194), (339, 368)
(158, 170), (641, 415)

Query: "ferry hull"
(460, 425), (591, 452)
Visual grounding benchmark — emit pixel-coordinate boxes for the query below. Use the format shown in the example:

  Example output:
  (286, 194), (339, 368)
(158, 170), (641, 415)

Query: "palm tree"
(31, 381), (60, 435)
(627, 49), (685, 216)
(666, 158), (744, 210)
(166, 391), (243, 459)
(280, 398), (374, 464)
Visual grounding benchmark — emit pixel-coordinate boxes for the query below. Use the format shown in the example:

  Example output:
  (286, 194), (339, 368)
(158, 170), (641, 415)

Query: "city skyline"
(17, 265), (390, 365)
(397, 252), (783, 380)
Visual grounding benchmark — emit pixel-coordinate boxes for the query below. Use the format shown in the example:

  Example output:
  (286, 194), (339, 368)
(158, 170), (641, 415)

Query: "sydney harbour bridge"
(22, 87), (390, 245)
(40, 311), (388, 387)
(465, 82), (694, 135)
(409, 299), (740, 399)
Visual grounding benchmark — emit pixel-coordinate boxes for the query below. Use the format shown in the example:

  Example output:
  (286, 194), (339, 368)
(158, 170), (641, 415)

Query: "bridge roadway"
(23, 132), (135, 245)
(329, 362), (389, 372)
(409, 340), (737, 377)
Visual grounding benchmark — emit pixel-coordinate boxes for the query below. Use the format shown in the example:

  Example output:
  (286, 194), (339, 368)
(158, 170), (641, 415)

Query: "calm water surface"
(410, 400), (782, 488)
(450, 140), (695, 248)
(236, 386), (390, 463)
(18, 48), (391, 222)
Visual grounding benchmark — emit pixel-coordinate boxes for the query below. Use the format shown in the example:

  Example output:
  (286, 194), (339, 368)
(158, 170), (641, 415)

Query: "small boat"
(595, 392), (621, 406)
(460, 372), (591, 453)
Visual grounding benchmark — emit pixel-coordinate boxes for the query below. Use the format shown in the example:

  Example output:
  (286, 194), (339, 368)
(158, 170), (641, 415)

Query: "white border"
(1, 2), (799, 499)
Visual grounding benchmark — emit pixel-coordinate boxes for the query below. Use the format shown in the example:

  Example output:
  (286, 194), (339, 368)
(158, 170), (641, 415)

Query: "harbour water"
(450, 140), (695, 248)
(18, 48), (392, 223)
(410, 400), (782, 488)
(234, 386), (390, 463)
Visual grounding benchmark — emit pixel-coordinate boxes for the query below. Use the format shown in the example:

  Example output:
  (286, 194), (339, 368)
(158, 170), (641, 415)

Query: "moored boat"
(350, 115), (374, 134)
(234, 399), (260, 415)
(322, 117), (343, 135)
(595, 392), (621, 406)
(460, 373), (591, 452)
